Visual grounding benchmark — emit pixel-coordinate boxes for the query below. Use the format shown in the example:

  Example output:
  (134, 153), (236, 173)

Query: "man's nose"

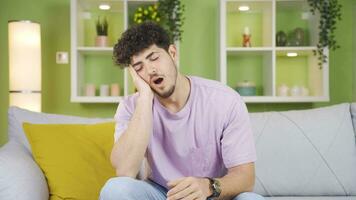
(147, 64), (157, 75)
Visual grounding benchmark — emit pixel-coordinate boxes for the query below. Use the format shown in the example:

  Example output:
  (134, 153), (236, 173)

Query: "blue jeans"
(99, 177), (265, 200)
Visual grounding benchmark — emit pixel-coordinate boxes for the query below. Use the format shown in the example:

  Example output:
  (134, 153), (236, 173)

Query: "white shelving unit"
(70, 0), (158, 103)
(219, 0), (329, 103)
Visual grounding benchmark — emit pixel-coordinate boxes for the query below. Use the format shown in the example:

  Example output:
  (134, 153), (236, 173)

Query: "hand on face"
(128, 66), (154, 99)
(166, 177), (211, 200)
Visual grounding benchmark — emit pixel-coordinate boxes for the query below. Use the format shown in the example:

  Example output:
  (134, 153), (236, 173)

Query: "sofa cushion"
(8, 106), (112, 153)
(23, 122), (116, 200)
(251, 103), (356, 196)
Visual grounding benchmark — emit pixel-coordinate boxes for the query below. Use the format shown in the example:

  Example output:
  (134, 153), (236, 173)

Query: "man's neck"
(156, 73), (191, 113)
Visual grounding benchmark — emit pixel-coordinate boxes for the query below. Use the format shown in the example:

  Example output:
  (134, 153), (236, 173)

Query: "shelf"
(276, 0), (319, 47)
(74, 0), (125, 47)
(74, 53), (125, 98)
(275, 46), (316, 51)
(227, 47), (273, 52)
(220, 0), (329, 103)
(77, 46), (114, 55)
(226, 1), (273, 47)
(71, 0), (160, 103)
(241, 96), (329, 103)
(76, 0), (125, 12)
(227, 51), (273, 96)
(71, 96), (123, 103)
(276, 49), (324, 97)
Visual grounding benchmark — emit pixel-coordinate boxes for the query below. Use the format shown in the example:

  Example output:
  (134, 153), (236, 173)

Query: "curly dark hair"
(113, 22), (171, 68)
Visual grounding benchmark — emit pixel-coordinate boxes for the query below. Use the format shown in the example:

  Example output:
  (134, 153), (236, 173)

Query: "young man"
(100, 22), (264, 200)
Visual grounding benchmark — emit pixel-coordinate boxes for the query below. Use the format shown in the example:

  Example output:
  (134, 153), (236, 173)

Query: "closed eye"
(133, 65), (143, 72)
(150, 55), (159, 61)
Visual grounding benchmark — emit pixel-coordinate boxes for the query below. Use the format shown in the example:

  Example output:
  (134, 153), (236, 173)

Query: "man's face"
(130, 44), (178, 98)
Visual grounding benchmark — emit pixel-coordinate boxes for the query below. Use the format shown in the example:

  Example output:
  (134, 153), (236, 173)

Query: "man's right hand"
(129, 67), (154, 100)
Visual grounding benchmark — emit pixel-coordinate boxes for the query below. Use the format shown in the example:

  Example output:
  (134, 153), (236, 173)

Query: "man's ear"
(168, 44), (177, 60)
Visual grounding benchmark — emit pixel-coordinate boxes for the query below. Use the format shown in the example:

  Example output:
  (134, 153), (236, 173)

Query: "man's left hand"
(166, 177), (211, 200)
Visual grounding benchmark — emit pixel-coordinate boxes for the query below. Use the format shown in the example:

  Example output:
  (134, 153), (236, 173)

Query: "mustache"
(149, 74), (164, 82)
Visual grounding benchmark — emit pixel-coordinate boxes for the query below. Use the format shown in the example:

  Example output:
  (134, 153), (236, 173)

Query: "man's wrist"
(137, 93), (153, 103)
(204, 177), (213, 197)
(205, 177), (222, 199)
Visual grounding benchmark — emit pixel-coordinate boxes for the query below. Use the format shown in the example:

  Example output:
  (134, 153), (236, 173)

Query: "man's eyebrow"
(145, 51), (159, 59)
(146, 51), (155, 59)
(131, 61), (142, 67)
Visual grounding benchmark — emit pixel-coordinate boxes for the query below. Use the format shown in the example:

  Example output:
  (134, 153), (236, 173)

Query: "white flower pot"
(95, 36), (108, 47)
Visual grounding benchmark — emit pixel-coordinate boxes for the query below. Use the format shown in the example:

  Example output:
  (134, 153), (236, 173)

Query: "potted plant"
(132, 0), (185, 42)
(307, 0), (342, 68)
(95, 16), (108, 47)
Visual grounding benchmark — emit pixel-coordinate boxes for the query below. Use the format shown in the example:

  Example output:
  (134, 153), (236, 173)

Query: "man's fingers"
(128, 66), (138, 80)
(167, 178), (191, 197)
(167, 185), (193, 200)
(167, 177), (185, 188)
(181, 191), (200, 200)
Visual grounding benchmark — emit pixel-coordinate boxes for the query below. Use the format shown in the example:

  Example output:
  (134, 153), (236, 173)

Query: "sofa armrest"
(0, 140), (49, 200)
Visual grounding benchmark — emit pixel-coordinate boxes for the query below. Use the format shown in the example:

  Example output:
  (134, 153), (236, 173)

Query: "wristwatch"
(206, 177), (221, 199)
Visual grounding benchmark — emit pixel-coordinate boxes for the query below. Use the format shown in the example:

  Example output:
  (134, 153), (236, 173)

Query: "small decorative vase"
(242, 27), (252, 47)
(287, 31), (297, 46)
(110, 83), (120, 96)
(301, 86), (309, 96)
(100, 84), (109, 96)
(235, 80), (256, 96)
(293, 28), (305, 46)
(290, 85), (302, 97)
(95, 36), (108, 47)
(276, 31), (287, 46)
(85, 84), (96, 96)
(277, 84), (289, 96)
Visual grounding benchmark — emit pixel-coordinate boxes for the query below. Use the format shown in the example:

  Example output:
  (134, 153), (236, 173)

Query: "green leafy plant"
(307, 0), (342, 67)
(132, 0), (185, 42)
(158, 0), (185, 42)
(134, 4), (161, 24)
(96, 17), (108, 36)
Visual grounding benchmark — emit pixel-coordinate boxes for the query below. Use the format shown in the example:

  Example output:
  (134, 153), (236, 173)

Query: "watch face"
(212, 179), (221, 197)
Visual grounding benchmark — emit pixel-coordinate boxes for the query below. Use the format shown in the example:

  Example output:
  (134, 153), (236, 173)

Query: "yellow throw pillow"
(23, 122), (116, 200)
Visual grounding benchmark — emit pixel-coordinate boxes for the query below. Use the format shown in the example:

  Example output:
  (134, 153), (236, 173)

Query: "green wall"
(0, 0), (355, 146)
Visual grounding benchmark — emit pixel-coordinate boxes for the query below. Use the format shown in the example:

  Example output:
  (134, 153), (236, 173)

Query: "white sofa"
(0, 103), (355, 200)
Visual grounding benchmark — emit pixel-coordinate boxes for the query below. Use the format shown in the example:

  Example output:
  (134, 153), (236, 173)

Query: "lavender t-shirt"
(114, 76), (256, 188)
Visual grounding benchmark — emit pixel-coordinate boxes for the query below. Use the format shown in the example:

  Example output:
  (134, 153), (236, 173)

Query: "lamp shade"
(8, 20), (41, 112)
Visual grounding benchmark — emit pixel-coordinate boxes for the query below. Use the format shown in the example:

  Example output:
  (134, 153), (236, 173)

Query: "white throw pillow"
(8, 106), (113, 153)
(1, 107), (114, 200)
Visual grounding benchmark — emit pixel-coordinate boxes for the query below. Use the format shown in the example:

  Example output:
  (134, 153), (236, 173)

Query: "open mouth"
(153, 77), (164, 85)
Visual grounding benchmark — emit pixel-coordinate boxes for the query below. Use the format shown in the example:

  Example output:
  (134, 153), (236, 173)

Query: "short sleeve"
(114, 100), (132, 142)
(221, 96), (257, 168)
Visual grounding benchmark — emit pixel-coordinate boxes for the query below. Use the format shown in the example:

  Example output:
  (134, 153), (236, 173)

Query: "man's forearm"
(166, 163), (255, 200)
(110, 96), (153, 177)
(215, 163), (255, 200)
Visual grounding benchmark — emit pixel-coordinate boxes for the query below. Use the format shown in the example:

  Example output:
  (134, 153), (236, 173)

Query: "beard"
(151, 60), (178, 99)
(153, 85), (176, 98)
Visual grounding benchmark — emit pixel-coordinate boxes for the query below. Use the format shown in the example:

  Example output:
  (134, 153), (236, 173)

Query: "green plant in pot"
(307, 0), (342, 68)
(95, 16), (108, 47)
(132, 0), (185, 42)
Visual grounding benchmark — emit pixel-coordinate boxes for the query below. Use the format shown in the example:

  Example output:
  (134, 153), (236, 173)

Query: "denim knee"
(233, 192), (265, 200)
(99, 177), (140, 200)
